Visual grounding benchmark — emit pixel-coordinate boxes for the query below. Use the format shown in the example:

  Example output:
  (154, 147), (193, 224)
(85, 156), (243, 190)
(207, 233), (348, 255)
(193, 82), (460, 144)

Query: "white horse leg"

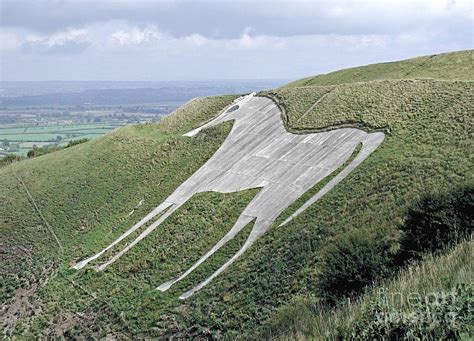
(179, 218), (271, 299)
(279, 132), (384, 226)
(95, 202), (183, 271)
(157, 213), (255, 292)
(73, 201), (173, 270)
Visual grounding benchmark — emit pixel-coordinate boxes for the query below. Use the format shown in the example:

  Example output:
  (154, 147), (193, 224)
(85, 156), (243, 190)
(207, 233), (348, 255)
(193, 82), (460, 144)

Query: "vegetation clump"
(399, 186), (473, 262)
(317, 227), (399, 304)
(65, 138), (90, 148)
(0, 154), (22, 167)
(349, 283), (473, 340)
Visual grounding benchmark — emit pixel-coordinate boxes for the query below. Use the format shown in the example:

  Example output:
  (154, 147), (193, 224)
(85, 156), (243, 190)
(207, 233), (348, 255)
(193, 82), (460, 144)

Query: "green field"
(1, 50), (472, 339)
(0, 123), (124, 156)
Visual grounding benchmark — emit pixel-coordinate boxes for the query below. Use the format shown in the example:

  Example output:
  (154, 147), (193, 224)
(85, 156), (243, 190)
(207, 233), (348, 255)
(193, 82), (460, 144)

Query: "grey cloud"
(1, 0), (472, 81)
(2, 0), (472, 39)
(21, 40), (90, 55)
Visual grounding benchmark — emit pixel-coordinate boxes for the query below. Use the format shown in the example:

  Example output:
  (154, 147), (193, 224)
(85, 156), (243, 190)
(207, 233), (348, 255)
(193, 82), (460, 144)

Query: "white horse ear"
(183, 93), (255, 137)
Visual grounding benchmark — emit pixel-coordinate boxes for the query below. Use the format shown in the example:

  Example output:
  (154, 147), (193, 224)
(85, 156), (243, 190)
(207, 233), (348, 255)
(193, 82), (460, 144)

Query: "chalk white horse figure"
(73, 93), (384, 299)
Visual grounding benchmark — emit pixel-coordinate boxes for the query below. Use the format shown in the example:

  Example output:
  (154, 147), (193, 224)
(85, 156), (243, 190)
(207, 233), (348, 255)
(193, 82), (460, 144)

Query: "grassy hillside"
(1, 95), (244, 337)
(263, 79), (473, 134)
(285, 50), (473, 87)
(1, 51), (472, 339)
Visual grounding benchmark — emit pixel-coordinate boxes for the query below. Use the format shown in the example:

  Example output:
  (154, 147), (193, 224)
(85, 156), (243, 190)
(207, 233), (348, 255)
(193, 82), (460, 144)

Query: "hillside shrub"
(398, 186), (473, 262)
(0, 154), (22, 167)
(318, 227), (399, 304)
(348, 283), (473, 340)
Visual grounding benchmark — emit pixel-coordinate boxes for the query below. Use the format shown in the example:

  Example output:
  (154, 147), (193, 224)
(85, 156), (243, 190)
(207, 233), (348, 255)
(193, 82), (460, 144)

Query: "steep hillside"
(1, 51), (472, 339)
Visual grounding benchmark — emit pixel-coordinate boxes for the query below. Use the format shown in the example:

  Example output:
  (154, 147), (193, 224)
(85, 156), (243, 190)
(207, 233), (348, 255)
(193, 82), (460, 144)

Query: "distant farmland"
(0, 122), (124, 156)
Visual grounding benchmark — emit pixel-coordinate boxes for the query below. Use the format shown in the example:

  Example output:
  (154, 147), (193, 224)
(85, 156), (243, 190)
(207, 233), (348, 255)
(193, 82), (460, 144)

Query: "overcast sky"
(0, 0), (472, 81)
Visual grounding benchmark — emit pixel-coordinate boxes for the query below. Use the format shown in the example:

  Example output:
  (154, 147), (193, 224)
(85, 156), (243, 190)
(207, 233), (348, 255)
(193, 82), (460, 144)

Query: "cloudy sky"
(1, 0), (472, 81)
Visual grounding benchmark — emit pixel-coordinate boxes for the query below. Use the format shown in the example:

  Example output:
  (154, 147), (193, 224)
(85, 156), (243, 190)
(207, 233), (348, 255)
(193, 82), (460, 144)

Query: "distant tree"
(27, 149), (36, 158)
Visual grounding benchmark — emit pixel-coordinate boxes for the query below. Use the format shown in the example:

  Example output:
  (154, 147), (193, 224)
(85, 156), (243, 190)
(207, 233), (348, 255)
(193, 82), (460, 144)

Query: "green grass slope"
(1, 51), (472, 339)
(285, 49), (473, 87)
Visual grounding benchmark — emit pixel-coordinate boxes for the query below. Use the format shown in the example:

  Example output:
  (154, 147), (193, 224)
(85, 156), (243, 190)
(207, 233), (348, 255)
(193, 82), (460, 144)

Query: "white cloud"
(0, 30), (22, 50)
(104, 25), (287, 51)
(20, 28), (90, 55)
(227, 27), (287, 50)
(108, 25), (162, 46)
(26, 28), (88, 48)
(185, 33), (209, 47)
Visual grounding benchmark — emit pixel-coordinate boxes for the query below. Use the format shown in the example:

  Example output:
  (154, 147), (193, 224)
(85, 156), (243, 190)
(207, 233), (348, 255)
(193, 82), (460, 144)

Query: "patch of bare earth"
(1, 262), (55, 338)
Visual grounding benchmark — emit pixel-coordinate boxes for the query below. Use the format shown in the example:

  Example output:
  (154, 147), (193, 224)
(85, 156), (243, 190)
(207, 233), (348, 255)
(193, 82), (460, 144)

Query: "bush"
(399, 186), (473, 262)
(318, 227), (399, 304)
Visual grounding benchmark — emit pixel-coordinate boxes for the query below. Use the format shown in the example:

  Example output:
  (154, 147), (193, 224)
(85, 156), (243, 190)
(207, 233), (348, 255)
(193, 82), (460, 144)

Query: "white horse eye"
(227, 104), (239, 113)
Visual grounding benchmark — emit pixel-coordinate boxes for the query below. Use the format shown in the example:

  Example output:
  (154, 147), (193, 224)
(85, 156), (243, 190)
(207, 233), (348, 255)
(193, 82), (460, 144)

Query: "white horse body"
(73, 93), (384, 299)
